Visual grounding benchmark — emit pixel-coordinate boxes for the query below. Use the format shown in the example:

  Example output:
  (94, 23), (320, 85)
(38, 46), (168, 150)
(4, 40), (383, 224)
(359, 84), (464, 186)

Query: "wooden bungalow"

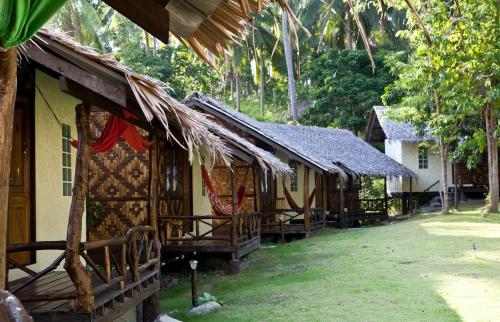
(186, 93), (417, 232)
(157, 119), (291, 272)
(366, 106), (499, 210)
(4, 30), (267, 321)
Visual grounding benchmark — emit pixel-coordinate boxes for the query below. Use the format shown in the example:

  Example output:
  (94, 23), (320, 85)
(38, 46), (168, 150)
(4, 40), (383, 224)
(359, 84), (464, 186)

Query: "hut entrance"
(7, 98), (34, 265)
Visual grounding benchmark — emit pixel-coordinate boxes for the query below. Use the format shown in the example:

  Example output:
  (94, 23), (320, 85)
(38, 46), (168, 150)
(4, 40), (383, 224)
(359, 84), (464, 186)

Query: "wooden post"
(384, 177), (388, 216)
(409, 177), (413, 214)
(64, 104), (94, 312)
(453, 163), (458, 209)
(253, 165), (262, 237)
(148, 135), (159, 231)
(231, 163), (238, 247)
(0, 48), (17, 289)
(322, 174), (327, 226)
(303, 166), (310, 233)
(339, 175), (345, 229)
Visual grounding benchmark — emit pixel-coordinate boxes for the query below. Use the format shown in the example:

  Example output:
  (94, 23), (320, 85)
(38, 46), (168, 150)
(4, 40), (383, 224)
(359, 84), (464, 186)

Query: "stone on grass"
(187, 302), (222, 316)
(159, 314), (182, 322)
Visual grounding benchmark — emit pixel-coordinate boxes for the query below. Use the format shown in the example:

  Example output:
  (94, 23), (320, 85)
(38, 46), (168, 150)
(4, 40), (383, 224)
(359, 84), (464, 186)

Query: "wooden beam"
(64, 104), (94, 312)
(0, 48), (17, 289)
(103, 0), (170, 44)
(253, 166), (262, 237)
(303, 166), (310, 232)
(59, 77), (151, 130)
(409, 177), (413, 214)
(27, 44), (127, 107)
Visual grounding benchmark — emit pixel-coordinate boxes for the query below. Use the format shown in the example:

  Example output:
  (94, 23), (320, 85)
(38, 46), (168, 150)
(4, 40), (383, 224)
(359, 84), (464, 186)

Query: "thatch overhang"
(25, 30), (290, 175)
(186, 92), (346, 176)
(102, 0), (294, 64)
(366, 106), (435, 144)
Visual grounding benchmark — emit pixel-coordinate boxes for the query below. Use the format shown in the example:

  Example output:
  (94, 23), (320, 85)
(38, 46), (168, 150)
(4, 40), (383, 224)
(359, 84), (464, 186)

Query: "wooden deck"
(260, 208), (325, 237)
(159, 213), (261, 260)
(9, 269), (159, 322)
(162, 235), (260, 259)
(6, 226), (161, 322)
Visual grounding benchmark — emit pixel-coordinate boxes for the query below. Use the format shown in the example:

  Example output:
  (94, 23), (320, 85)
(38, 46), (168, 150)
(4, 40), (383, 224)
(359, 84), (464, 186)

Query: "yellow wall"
(191, 151), (213, 235)
(276, 152), (317, 214)
(10, 70), (84, 280)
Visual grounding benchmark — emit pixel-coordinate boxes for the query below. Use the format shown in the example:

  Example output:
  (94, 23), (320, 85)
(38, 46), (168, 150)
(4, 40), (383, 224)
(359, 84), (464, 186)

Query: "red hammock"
(201, 164), (246, 217)
(282, 180), (317, 210)
(71, 112), (153, 153)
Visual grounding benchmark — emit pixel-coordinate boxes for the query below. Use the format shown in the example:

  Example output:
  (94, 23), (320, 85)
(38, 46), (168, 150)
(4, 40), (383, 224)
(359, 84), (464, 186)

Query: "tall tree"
(282, 10), (299, 120)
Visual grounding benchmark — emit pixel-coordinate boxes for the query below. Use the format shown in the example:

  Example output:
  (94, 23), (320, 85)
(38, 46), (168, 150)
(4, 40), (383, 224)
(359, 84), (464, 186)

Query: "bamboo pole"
(64, 104), (94, 312)
(322, 174), (327, 226)
(148, 135), (159, 231)
(0, 47), (17, 289)
(339, 175), (345, 229)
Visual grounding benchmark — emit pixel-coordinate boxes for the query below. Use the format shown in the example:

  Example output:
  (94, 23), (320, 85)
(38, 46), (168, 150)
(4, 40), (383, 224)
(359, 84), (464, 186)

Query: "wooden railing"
(6, 225), (160, 308)
(359, 198), (387, 214)
(159, 213), (260, 246)
(309, 208), (325, 229)
(261, 208), (304, 229)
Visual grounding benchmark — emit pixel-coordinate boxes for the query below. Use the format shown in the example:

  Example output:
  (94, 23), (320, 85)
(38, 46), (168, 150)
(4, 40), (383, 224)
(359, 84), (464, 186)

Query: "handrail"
(7, 225), (160, 308)
(424, 180), (440, 193)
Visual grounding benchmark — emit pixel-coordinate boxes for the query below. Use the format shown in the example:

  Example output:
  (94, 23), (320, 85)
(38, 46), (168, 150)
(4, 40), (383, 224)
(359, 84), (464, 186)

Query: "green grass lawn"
(160, 202), (500, 321)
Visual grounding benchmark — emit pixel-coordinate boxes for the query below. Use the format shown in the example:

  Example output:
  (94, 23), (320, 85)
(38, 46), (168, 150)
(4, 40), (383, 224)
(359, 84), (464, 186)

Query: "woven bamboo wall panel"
(211, 159), (256, 213)
(87, 111), (150, 241)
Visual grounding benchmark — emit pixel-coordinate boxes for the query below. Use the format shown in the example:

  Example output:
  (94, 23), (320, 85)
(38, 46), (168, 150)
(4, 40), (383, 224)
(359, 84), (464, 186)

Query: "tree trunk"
(235, 71), (241, 112)
(346, 10), (354, 50)
(259, 53), (265, 116)
(438, 137), (449, 215)
(64, 104), (94, 312)
(282, 11), (298, 121)
(484, 102), (499, 212)
(0, 47), (17, 289)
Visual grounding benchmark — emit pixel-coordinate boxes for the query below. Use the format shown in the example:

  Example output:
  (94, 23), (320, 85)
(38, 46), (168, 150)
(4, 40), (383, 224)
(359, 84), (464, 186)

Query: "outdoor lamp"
(279, 213), (285, 222)
(189, 260), (198, 307)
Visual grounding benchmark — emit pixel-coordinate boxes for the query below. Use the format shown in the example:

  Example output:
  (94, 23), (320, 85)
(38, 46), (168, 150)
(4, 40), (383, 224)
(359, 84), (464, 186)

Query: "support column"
(322, 174), (327, 226)
(0, 48), (17, 288)
(409, 177), (413, 214)
(303, 166), (310, 233)
(253, 165), (262, 237)
(147, 133), (161, 270)
(384, 177), (388, 216)
(340, 175), (346, 229)
(229, 163), (239, 274)
(64, 104), (93, 311)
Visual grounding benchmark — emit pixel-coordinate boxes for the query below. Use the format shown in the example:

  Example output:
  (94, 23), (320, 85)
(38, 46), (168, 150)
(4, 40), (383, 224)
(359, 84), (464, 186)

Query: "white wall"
(9, 70), (85, 281)
(191, 152), (213, 235)
(384, 139), (452, 194)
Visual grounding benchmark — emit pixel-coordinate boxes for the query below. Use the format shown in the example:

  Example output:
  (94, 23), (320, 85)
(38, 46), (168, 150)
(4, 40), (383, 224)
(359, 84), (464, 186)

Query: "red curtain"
(71, 113), (153, 153)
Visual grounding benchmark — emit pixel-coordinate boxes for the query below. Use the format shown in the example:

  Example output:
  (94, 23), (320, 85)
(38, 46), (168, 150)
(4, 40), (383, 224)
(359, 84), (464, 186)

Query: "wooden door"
(8, 100), (33, 265)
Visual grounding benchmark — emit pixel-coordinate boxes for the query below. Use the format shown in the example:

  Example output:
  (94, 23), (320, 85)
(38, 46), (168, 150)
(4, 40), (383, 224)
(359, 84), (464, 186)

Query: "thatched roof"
(370, 106), (435, 143)
(28, 30), (290, 175)
(187, 93), (416, 178)
(260, 123), (417, 178)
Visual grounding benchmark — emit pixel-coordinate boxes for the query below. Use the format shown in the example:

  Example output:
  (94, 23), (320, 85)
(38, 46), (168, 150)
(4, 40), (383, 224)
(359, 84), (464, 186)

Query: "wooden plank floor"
(163, 239), (234, 254)
(8, 269), (159, 319)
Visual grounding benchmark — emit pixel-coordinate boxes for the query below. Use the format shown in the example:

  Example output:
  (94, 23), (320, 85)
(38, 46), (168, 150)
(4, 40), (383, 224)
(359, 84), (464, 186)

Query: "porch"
(326, 198), (389, 228)
(7, 226), (160, 322)
(260, 208), (325, 237)
(159, 212), (261, 262)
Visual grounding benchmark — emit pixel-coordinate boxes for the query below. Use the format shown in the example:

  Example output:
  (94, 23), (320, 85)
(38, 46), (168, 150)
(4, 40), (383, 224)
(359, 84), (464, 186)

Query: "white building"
(366, 106), (452, 197)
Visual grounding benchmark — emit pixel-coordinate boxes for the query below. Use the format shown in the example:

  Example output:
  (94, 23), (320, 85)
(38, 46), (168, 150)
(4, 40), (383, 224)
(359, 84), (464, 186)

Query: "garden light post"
(279, 213), (285, 243)
(189, 260), (198, 307)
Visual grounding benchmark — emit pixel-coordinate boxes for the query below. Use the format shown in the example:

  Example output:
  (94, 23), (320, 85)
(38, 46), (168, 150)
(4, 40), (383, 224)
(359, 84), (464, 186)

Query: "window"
(418, 146), (428, 169)
(62, 124), (72, 196)
(290, 162), (298, 192)
(201, 175), (206, 196)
